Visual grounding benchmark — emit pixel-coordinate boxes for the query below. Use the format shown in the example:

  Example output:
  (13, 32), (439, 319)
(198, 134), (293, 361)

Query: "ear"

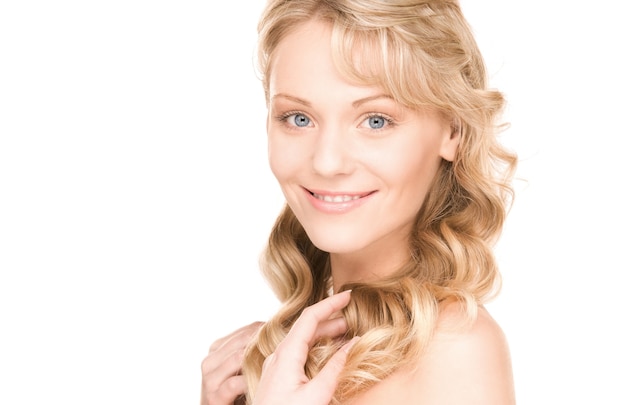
(439, 118), (462, 162)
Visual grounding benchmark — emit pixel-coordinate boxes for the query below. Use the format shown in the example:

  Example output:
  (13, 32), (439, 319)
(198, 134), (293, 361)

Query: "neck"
(330, 243), (411, 293)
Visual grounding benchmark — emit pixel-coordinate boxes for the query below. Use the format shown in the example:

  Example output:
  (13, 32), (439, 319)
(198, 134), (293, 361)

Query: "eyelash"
(274, 111), (396, 130)
(275, 111), (308, 124)
(274, 110), (310, 128)
(362, 113), (395, 130)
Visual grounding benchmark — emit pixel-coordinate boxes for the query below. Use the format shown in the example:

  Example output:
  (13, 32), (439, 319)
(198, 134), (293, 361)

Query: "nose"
(311, 125), (354, 177)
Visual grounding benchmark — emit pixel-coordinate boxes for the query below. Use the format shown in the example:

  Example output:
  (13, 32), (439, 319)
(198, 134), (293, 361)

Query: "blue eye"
(290, 113), (310, 127)
(367, 115), (386, 129)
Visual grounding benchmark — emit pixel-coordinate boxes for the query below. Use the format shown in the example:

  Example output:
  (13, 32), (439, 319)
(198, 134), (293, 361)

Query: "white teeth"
(313, 193), (362, 202)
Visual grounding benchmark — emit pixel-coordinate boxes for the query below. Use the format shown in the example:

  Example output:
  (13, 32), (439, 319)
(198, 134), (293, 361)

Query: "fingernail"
(342, 336), (360, 353)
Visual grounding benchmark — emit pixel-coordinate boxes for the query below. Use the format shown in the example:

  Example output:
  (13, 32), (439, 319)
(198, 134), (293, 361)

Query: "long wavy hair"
(242, 0), (517, 403)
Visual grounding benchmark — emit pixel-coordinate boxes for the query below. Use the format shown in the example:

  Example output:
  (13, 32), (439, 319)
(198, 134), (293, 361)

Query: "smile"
(311, 193), (364, 203)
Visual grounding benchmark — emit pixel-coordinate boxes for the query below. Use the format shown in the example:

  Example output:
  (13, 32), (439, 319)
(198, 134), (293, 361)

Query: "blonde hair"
(243, 0), (517, 403)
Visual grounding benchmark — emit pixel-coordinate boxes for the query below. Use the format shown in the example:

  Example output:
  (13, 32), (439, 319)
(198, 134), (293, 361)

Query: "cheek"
(268, 136), (304, 183)
(381, 145), (442, 197)
(267, 141), (285, 181)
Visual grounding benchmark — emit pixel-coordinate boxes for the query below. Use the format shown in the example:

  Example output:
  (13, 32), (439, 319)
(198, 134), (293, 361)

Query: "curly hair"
(242, 1), (517, 403)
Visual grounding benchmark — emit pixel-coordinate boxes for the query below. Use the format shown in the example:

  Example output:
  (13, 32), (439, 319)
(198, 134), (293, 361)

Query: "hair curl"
(242, 1), (517, 403)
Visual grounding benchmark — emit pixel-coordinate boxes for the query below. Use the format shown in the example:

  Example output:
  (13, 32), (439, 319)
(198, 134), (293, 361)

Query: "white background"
(1, 1), (624, 404)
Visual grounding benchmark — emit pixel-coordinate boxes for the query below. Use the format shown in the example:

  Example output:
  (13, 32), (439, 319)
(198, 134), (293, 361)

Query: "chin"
(304, 230), (369, 255)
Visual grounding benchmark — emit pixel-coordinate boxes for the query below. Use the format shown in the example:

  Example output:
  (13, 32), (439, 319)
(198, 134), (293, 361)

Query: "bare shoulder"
(415, 302), (516, 403)
(349, 302), (515, 404)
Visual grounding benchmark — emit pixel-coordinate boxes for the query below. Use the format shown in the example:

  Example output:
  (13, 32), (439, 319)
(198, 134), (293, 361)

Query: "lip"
(303, 187), (376, 214)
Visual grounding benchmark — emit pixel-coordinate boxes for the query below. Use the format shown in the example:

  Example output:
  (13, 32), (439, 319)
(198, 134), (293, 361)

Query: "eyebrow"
(271, 93), (311, 107)
(271, 93), (394, 108)
(352, 94), (394, 108)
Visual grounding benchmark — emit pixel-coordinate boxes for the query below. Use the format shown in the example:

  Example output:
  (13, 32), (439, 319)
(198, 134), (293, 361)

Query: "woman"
(202, 0), (516, 403)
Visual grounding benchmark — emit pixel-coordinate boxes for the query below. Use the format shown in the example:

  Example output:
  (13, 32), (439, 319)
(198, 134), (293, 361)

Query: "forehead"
(268, 20), (385, 99)
(269, 20), (331, 86)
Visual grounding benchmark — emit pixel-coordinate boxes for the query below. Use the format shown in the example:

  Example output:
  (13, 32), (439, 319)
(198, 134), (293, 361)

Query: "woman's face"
(267, 20), (459, 262)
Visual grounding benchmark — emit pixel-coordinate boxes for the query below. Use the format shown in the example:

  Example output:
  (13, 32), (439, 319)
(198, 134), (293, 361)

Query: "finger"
(201, 348), (245, 392)
(204, 322), (263, 374)
(307, 336), (360, 400)
(285, 290), (352, 349)
(209, 322), (264, 353)
(312, 316), (348, 343)
(262, 352), (275, 372)
(274, 291), (351, 368)
(204, 375), (247, 405)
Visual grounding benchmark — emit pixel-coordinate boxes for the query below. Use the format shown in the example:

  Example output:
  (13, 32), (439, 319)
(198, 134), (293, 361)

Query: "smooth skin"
(200, 297), (515, 404)
(344, 303), (516, 404)
(201, 321), (262, 404)
(267, 20), (460, 290)
(201, 18), (515, 405)
(254, 291), (359, 405)
(200, 292), (355, 404)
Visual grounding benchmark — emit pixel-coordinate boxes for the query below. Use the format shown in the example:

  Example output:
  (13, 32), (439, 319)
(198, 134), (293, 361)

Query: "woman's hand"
(201, 321), (264, 405)
(254, 290), (358, 405)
